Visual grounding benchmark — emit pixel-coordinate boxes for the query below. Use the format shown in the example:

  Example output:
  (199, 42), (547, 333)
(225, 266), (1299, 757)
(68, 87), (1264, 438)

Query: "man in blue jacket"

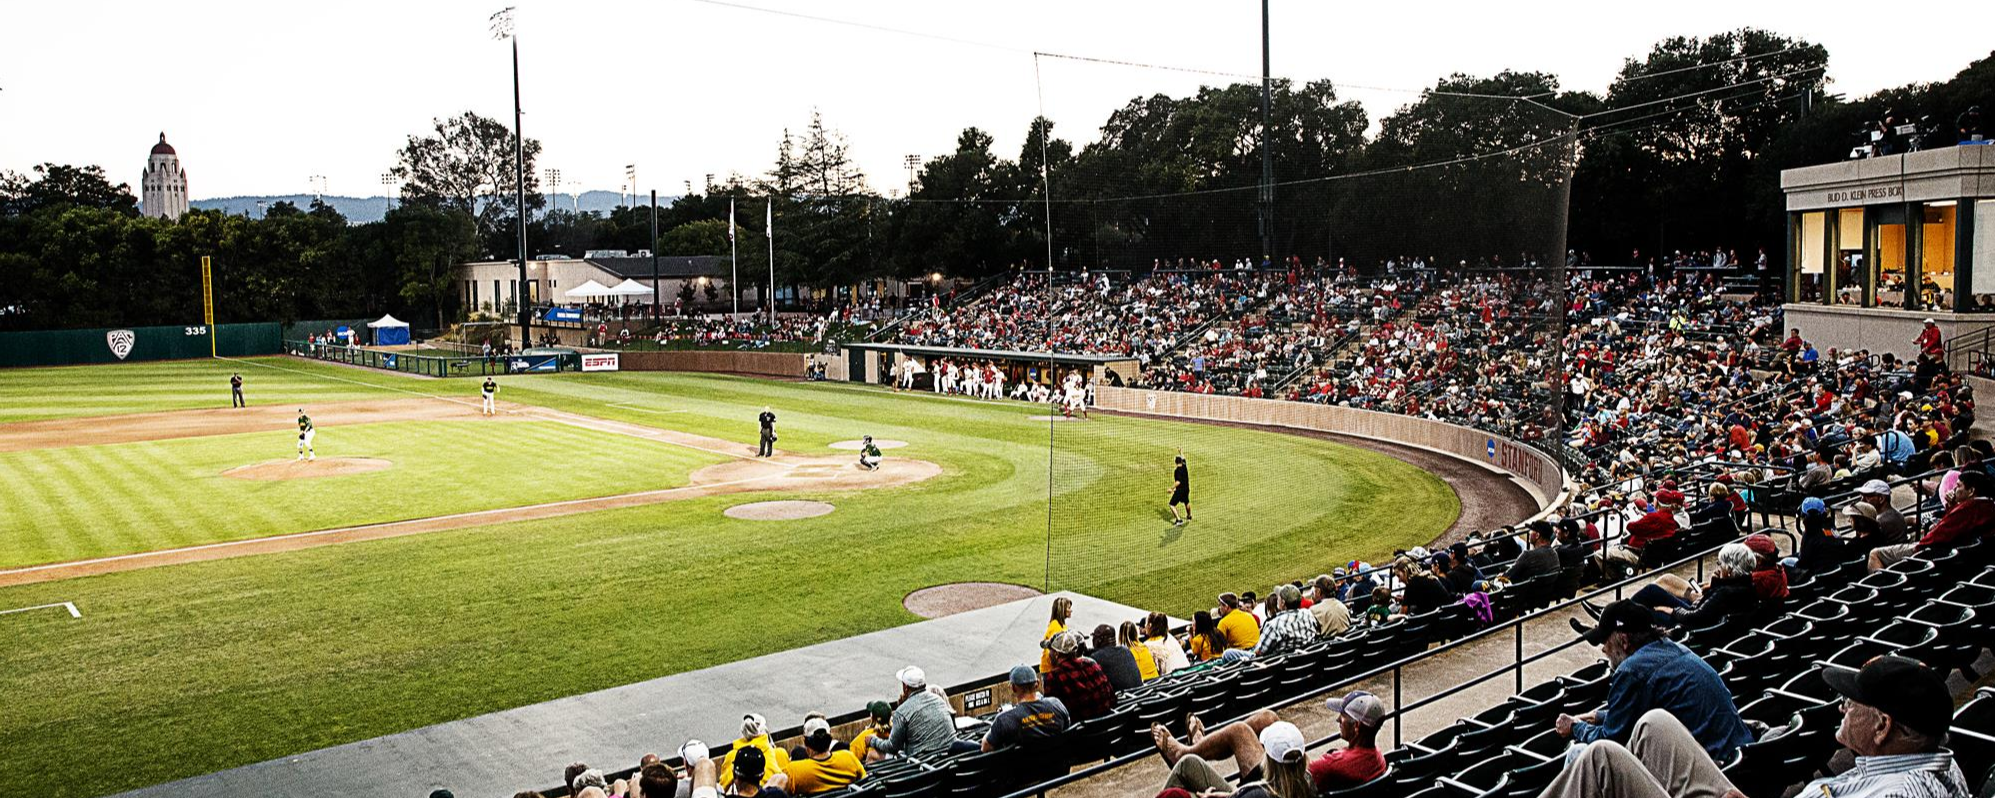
(1557, 600), (1753, 761)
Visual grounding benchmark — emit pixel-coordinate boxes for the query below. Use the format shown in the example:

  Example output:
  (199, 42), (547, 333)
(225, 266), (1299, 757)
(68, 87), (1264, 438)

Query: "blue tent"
(367, 314), (411, 346)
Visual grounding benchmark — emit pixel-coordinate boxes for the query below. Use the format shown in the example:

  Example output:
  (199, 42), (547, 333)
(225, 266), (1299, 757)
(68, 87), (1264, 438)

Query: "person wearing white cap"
(718, 713), (790, 790)
(782, 717), (867, 794)
(1156, 719), (1316, 798)
(1856, 478), (1909, 545)
(1916, 317), (1944, 358)
(864, 665), (958, 760)
(677, 741), (722, 798)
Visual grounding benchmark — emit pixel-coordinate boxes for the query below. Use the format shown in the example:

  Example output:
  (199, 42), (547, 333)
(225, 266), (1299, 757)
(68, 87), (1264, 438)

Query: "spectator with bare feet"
(1150, 712), (1314, 798)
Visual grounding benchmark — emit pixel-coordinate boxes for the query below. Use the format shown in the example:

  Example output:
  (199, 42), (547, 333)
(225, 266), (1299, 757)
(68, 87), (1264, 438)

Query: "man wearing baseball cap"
(1309, 691), (1388, 791)
(1871, 470), (1995, 571)
(864, 666), (955, 760)
(782, 717), (866, 795)
(1857, 478), (1910, 546)
(1043, 631), (1115, 722)
(983, 664), (1070, 753)
(1559, 601), (1752, 761)
(1540, 655), (1968, 798)
(1803, 655), (1970, 796)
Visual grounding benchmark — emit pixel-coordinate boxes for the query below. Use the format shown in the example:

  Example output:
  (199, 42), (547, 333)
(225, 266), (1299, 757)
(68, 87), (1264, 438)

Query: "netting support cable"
(1035, 51), (1056, 594)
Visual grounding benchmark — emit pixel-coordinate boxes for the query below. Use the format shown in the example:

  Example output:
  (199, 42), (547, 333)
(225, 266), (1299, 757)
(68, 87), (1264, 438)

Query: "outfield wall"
(1093, 386), (1568, 512)
(0, 318), (375, 369)
(615, 350), (809, 378)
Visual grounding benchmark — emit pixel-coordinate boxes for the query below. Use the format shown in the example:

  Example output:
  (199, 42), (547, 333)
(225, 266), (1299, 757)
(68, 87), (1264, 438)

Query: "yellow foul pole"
(201, 255), (216, 357)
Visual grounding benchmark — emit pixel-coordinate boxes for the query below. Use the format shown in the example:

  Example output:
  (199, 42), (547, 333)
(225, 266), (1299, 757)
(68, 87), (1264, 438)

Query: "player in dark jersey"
(1168, 452), (1191, 525)
(230, 373), (245, 408)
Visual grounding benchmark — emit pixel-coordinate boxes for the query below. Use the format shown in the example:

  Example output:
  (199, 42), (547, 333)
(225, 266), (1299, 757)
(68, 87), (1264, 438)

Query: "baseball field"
(0, 357), (1459, 797)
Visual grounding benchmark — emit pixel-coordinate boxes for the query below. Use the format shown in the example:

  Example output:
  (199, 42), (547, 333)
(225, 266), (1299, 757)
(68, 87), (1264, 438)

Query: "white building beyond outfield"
(455, 254), (732, 313)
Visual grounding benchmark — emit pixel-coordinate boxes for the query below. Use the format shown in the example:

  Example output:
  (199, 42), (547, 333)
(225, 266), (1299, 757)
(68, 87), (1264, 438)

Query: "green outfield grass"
(0, 362), (1459, 797)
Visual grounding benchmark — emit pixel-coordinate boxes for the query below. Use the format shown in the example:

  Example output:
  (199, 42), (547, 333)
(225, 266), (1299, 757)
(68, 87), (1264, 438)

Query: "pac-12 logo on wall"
(106, 330), (136, 360)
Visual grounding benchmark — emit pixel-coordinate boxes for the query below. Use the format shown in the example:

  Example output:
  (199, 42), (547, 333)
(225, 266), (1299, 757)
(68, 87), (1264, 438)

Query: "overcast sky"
(2, 0), (1989, 201)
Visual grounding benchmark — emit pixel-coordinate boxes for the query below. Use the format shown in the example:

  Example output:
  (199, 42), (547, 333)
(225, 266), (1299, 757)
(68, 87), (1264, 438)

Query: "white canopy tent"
(604, 279), (654, 301)
(564, 279), (611, 301)
(365, 314), (412, 345)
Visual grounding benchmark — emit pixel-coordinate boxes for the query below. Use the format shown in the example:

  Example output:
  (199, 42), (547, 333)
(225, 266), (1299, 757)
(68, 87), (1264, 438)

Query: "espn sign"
(580, 353), (620, 372)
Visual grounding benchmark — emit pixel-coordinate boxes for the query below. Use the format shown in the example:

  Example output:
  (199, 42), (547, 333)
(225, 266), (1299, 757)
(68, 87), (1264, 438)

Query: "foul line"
(222, 356), (779, 467)
(0, 474), (786, 582)
(0, 601), (81, 618)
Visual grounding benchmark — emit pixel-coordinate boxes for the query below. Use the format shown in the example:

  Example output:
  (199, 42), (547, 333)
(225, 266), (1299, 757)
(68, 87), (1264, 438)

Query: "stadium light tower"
(545, 167), (561, 211)
(380, 172), (398, 211)
(904, 154), (921, 193)
(492, 6), (531, 346)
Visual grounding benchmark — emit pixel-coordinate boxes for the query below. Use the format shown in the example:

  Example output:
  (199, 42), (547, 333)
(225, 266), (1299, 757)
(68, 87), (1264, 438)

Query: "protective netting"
(1023, 56), (1580, 601)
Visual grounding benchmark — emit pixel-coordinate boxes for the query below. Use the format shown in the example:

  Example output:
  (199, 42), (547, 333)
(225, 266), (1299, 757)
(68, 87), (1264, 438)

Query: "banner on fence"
(509, 355), (560, 373)
(544, 308), (582, 323)
(580, 353), (620, 372)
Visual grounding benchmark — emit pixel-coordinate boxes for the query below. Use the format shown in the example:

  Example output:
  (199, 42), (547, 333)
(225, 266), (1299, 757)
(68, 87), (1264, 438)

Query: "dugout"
(840, 342), (1139, 392)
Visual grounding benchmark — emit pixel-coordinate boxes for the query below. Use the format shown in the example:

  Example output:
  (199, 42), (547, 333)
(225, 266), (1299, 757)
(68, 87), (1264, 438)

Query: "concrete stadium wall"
(1094, 386), (1568, 511)
(615, 350), (809, 378)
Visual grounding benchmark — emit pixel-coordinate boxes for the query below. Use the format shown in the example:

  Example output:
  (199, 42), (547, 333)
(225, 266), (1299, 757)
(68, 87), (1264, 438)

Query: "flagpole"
(766, 199), (775, 325)
(729, 197), (740, 317)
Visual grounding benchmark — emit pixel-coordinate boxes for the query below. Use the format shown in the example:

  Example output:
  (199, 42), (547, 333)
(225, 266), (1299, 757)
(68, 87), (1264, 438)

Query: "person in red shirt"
(1041, 631), (1115, 721)
(1870, 470), (1995, 570)
(1626, 491), (1684, 549)
(1915, 318), (1944, 358)
(1308, 691), (1389, 791)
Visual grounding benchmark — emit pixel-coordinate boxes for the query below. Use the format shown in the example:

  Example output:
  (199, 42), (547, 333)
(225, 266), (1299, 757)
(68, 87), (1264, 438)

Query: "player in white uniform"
(481, 377), (498, 415)
(988, 365), (1006, 400)
(295, 410), (316, 461)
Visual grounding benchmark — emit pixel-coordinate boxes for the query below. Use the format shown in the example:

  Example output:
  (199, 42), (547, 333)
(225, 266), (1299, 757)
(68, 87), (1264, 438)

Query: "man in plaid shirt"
(1223, 585), (1318, 662)
(1042, 631), (1115, 721)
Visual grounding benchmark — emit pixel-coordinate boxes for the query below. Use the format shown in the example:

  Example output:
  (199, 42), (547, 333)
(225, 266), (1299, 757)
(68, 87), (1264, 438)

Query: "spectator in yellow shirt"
(1189, 611), (1226, 662)
(1215, 593), (1261, 650)
(719, 713), (790, 789)
(851, 701), (892, 762)
(1120, 621), (1159, 680)
(782, 718), (867, 794)
(1040, 597), (1073, 673)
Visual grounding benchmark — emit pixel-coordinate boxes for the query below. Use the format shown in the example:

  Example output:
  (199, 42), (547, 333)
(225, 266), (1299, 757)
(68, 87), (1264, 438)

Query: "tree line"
(2, 28), (1989, 331)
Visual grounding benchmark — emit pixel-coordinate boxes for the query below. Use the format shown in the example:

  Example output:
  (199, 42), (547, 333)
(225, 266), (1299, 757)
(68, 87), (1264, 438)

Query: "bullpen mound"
(903, 583), (1045, 618)
(223, 457), (393, 481)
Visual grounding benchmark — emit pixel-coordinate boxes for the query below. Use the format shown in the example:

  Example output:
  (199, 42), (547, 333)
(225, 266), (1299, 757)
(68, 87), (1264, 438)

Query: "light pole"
(1257, 0), (1274, 263)
(380, 172), (398, 213)
(308, 175), (326, 203)
(624, 164), (636, 208)
(491, 6), (530, 347)
(545, 167), (561, 211)
(904, 154), (920, 194)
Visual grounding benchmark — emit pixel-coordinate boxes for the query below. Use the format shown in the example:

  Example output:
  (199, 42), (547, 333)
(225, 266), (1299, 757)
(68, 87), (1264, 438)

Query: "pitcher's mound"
(725, 500), (836, 521)
(828, 439), (908, 450)
(223, 457), (393, 481)
(1027, 415), (1084, 422)
(904, 583), (1046, 618)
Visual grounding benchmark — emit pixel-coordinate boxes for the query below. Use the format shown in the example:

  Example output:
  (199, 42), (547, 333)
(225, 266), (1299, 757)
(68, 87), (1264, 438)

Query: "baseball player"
(1168, 451), (1191, 525)
(480, 377), (498, 416)
(858, 435), (883, 471)
(230, 373), (245, 408)
(296, 409), (316, 461)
